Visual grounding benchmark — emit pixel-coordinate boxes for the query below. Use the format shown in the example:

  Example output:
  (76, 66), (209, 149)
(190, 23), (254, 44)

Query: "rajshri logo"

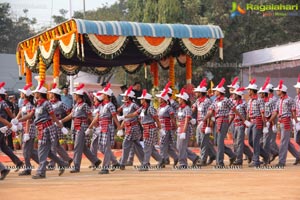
(230, 2), (246, 18)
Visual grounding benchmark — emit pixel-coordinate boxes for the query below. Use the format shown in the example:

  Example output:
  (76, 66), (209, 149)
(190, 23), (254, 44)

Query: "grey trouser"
(120, 139), (144, 165)
(49, 139), (72, 166)
(37, 134), (67, 175)
(159, 132), (178, 161)
(216, 122), (236, 165)
(295, 130), (300, 146)
(90, 134), (99, 157)
(98, 132), (118, 169)
(234, 126), (252, 163)
(197, 125), (216, 161)
(0, 133), (22, 165)
(74, 131), (99, 171)
(279, 123), (300, 164)
(248, 124), (268, 165)
(23, 137), (39, 172)
(127, 145), (135, 163)
(143, 144), (162, 165)
(177, 132), (190, 166)
(269, 128), (279, 155)
(0, 162), (5, 171)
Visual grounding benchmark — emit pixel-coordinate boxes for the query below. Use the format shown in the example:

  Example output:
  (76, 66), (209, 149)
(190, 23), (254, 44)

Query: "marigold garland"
(186, 55), (192, 84)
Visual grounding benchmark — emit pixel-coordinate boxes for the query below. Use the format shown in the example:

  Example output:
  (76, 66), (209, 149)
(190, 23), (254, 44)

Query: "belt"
(36, 120), (52, 128)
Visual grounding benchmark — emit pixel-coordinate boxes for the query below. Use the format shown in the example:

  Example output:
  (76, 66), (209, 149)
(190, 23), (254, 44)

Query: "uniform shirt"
(157, 102), (175, 131)
(247, 95), (265, 118)
(274, 95), (295, 119)
(295, 94), (300, 117)
(209, 96), (235, 118)
(263, 97), (276, 118)
(269, 93), (278, 105)
(135, 104), (157, 125)
(50, 100), (69, 120)
(229, 95), (236, 116)
(72, 101), (91, 118)
(21, 100), (34, 122)
(98, 100), (117, 133)
(192, 96), (211, 122)
(233, 99), (247, 127)
(0, 100), (10, 127)
(34, 99), (54, 124)
(119, 101), (139, 124)
(170, 99), (179, 114)
(177, 104), (192, 133)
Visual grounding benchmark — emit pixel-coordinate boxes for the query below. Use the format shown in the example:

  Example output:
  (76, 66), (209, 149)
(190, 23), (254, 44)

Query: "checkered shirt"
(233, 100), (247, 127)
(51, 101), (69, 120)
(247, 95), (265, 118)
(120, 101), (141, 141)
(295, 95), (300, 117)
(157, 104), (175, 131)
(0, 100), (10, 128)
(177, 105), (192, 135)
(34, 100), (54, 124)
(192, 97), (212, 122)
(209, 96), (235, 118)
(21, 101), (36, 138)
(72, 102), (91, 145)
(274, 95), (295, 119)
(98, 102), (116, 147)
(264, 98), (276, 118)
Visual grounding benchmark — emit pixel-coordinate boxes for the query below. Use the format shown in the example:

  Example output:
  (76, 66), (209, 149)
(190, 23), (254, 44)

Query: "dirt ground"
(1, 150), (300, 200)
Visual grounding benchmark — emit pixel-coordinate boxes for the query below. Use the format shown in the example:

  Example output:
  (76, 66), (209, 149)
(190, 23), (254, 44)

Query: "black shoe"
(207, 156), (216, 165)
(18, 170), (31, 176)
(68, 159), (73, 167)
(192, 156), (200, 166)
(70, 169), (80, 173)
(139, 164), (150, 171)
(15, 162), (24, 172)
(247, 156), (253, 164)
(233, 161), (243, 166)
(47, 165), (55, 171)
(93, 160), (102, 170)
(0, 169), (10, 180)
(293, 159), (300, 165)
(157, 160), (166, 168)
(111, 163), (121, 171)
(58, 166), (65, 176)
(198, 160), (207, 166)
(269, 153), (278, 163)
(248, 162), (260, 168)
(32, 174), (46, 179)
(229, 156), (237, 166)
(89, 165), (95, 169)
(165, 158), (170, 165)
(99, 169), (109, 174)
(214, 164), (225, 168)
(120, 165), (125, 170)
(275, 163), (285, 168)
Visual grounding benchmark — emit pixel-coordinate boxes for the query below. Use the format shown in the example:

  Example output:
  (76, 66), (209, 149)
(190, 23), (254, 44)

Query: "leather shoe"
(207, 156), (216, 165)
(18, 170), (31, 176)
(99, 169), (109, 174)
(269, 153), (278, 163)
(32, 174), (46, 179)
(229, 156), (237, 166)
(293, 159), (300, 165)
(0, 169), (10, 180)
(70, 169), (80, 173)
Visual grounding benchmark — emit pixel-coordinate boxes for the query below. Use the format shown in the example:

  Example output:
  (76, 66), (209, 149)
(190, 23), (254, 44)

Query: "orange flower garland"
(150, 62), (159, 87)
(169, 56), (175, 90)
(186, 55), (192, 84)
(53, 48), (60, 84)
(25, 66), (32, 84)
(39, 56), (46, 81)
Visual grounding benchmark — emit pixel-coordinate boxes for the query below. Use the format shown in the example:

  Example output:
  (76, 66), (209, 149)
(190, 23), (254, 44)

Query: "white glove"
(0, 126), (8, 133)
(117, 129), (124, 137)
(263, 126), (269, 134)
(117, 115), (125, 121)
(292, 119), (296, 126)
(179, 132), (186, 140)
(95, 127), (101, 133)
(190, 118), (196, 125)
(296, 122), (300, 132)
(85, 128), (93, 135)
(266, 121), (270, 128)
(61, 127), (69, 135)
(23, 133), (30, 143)
(159, 129), (166, 137)
(272, 125), (277, 133)
(17, 123), (23, 131)
(199, 121), (204, 128)
(10, 124), (18, 132)
(211, 117), (215, 122)
(205, 127), (212, 134)
(11, 118), (19, 125)
(244, 120), (252, 127)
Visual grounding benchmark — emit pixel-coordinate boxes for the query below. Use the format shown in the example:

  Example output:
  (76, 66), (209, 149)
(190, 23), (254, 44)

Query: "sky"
(1, 0), (118, 29)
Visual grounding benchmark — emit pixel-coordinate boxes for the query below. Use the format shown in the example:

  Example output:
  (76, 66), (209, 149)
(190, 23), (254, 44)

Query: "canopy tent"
(16, 18), (224, 90)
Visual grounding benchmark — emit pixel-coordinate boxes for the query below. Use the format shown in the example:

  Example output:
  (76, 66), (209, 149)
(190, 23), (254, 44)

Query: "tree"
(52, 9), (68, 24)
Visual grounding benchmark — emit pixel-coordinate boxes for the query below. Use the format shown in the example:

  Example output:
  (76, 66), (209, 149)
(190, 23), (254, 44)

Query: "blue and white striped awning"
(73, 19), (224, 39)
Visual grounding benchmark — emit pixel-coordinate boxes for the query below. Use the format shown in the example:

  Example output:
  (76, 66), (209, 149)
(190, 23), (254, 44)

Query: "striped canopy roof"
(74, 19), (224, 39)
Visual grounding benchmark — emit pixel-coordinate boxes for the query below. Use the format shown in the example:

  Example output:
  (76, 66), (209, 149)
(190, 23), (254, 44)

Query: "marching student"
(156, 83), (178, 167)
(15, 83), (39, 176)
(47, 83), (73, 169)
(61, 83), (101, 173)
(0, 82), (24, 171)
(29, 81), (68, 179)
(268, 80), (300, 167)
(117, 86), (144, 170)
(86, 83), (121, 174)
(258, 77), (277, 164)
(175, 88), (200, 169)
(124, 89), (164, 171)
(203, 78), (243, 167)
(192, 79), (216, 166)
(229, 87), (253, 165)
(245, 79), (269, 167)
